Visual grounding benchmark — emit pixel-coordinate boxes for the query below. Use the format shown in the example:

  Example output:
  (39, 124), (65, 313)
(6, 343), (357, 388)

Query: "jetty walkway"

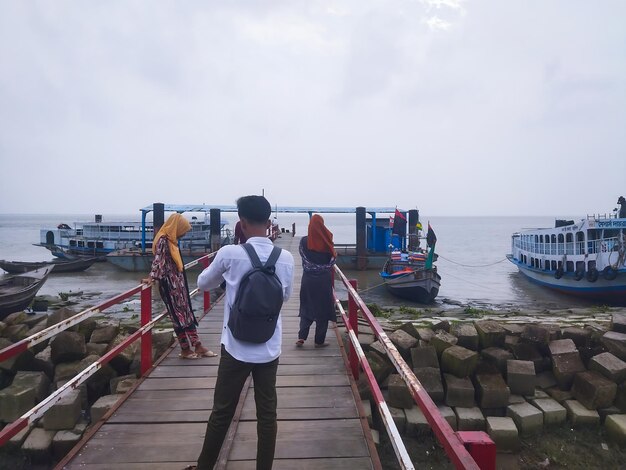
(60, 235), (379, 469)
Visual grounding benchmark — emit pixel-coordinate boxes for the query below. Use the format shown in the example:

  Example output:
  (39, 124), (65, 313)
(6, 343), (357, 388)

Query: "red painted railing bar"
(334, 266), (491, 470)
(348, 279), (359, 380)
(335, 297), (414, 469)
(140, 284), (153, 376)
(201, 257), (211, 312)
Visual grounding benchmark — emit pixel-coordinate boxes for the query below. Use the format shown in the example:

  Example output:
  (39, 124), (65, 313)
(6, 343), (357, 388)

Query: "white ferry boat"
(39, 211), (228, 258)
(507, 197), (626, 301)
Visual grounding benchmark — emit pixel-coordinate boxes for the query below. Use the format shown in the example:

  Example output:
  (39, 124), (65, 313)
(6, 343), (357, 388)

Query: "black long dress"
(299, 237), (336, 323)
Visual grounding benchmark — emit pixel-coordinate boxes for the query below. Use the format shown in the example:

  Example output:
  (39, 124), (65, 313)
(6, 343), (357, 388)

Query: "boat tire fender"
(554, 267), (564, 279)
(603, 266), (618, 281)
(574, 269), (585, 281)
(586, 268), (599, 283)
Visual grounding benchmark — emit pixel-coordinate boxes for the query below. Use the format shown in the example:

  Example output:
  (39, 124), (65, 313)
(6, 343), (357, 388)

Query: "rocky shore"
(0, 307), (176, 468)
(347, 307), (626, 468)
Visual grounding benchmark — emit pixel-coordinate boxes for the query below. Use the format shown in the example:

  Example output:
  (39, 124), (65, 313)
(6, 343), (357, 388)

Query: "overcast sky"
(1, 1), (624, 217)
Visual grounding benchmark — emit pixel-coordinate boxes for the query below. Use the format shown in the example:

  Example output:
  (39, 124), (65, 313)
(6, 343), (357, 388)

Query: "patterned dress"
(150, 237), (199, 350)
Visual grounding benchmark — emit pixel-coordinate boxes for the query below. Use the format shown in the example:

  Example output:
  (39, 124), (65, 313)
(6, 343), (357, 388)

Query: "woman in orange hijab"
(296, 214), (337, 348)
(149, 213), (216, 359)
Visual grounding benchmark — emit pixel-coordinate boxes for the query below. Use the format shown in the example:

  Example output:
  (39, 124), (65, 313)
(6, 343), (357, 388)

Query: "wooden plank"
(226, 457), (374, 469)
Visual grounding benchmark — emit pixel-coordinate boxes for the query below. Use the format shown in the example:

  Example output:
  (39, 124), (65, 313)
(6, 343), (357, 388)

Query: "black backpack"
(228, 243), (284, 343)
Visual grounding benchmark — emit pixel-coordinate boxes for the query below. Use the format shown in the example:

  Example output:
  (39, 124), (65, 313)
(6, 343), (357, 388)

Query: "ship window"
(70, 240), (76, 247)
(551, 260), (557, 270)
(576, 231), (585, 242)
(87, 241), (95, 248)
(566, 233), (573, 243)
(539, 235), (543, 243)
(551, 234), (556, 243)
(575, 261), (585, 272)
(588, 260), (596, 271)
(96, 242), (103, 248)
(78, 241), (84, 247)
(46, 231), (55, 245)
(557, 234), (564, 243)
(566, 261), (574, 272)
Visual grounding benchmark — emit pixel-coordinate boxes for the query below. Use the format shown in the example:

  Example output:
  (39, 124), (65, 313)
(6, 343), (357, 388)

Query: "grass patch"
(398, 306), (423, 318)
(367, 303), (392, 318)
(590, 305), (611, 314)
(463, 306), (488, 318)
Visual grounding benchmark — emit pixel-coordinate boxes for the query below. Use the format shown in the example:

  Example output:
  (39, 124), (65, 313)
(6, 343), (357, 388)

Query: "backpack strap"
(241, 243), (282, 269)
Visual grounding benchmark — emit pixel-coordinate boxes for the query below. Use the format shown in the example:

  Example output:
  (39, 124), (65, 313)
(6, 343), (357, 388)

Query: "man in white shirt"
(195, 195), (294, 470)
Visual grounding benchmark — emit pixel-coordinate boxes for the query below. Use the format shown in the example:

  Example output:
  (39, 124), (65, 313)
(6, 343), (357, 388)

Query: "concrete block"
(413, 367), (444, 404)
(22, 428), (56, 464)
(601, 331), (626, 361)
(410, 345), (439, 369)
(405, 405), (430, 436)
(486, 416), (519, 453)
(504, 335), (520, 352)
(611, 313), (626, 334)
(562, 327), (592, 347)
(530, 398), (567, 426)
(455, 407), (485, 431)
(362, 400), (373, 428)
(616, 382), (626, 412)
(598, 406), (622, 424)
(50, 331), (87, 364)
(90, 324), (119, 343)
(502, 324), (524, 336)
(6, 426), (30, 452)
(564, 400), (600, 427)
(90, 394), (121, 422)
(416, 328), (435, 342)
(389, 329), (418, 360)
(546, 387), (574, 404)
(397, 322), (419, 339)
(444, 373), (475, 408)
(366, 351), (393, 383)
(370, 429), (380, 445)
(511, 343), (545, 372)
(52, 424), (86, 460)
(535, 371), (558, 390)
(441, 346), (478, 378)
(111, 374), (138, 394)
(605, 414), (626, 448)
(388, 374), (415, 409)
(506, 402), (543, 437)
(474, 320), (506, 349)
(0, 371), (50, 422)
(572, 370), (617, 410)
(481, 347), (514, 374)
(521, 324), (551, 353)
(430, 330), (458, 357)
(548, 339), (578, 357)
(474, 372), (510, 409)
(508, 394), (526, 405)
(506, 360), (536, 396)
(552, 351), (586, 390)
(43, 389), (82, 430)
(589, 352), (626, 383)
(450, 323), (479, 351)
(86, 342), (108, 356)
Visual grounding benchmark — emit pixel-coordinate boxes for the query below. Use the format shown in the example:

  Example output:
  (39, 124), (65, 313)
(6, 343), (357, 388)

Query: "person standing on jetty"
(295, 214), (337, 348)
(194, 195), (294, 470)
(144, 213), (216, 359)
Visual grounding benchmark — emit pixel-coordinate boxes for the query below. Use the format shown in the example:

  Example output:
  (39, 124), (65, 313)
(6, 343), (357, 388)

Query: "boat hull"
(106, 249), (213, 272)
(0, 258), (98, 274)
(0, 267), (52, 317)
(508, 255), (626, 302)
(382, 270), (441, 303)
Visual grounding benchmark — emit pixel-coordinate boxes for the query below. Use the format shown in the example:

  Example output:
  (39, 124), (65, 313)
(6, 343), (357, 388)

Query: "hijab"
(307, 214), (336, 257)
(152, 213), (191, 272)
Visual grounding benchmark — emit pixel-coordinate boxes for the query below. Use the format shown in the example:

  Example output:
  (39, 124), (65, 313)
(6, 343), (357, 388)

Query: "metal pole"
(348, 279), (359, 379)
(356, 207), (366, 270)
(140, 285), (152, 375)
(202, 258), (211, 312)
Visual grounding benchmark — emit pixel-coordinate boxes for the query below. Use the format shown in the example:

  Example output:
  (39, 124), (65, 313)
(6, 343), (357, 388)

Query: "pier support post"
(153, 203), (165, 235)
(210, 208), (221, 252)
(356, 207), (367, 270)
(201, 257), (211, 312)
(140, 285), (153, 376)
(408, 209), (419, 251)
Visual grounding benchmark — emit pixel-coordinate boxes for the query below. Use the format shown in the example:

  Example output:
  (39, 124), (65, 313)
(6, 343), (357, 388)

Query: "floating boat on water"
(0, 257), (99, 274)
(0, 267), (53, 318)
(380, 249), (441, 303)
(379, 212), (441, 303)
(507, 197), (626, 302)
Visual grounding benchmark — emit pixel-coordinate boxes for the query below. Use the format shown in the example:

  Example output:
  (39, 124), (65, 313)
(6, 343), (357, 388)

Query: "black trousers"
(197, 346), (279, 470)
(298, 316), (329, 345)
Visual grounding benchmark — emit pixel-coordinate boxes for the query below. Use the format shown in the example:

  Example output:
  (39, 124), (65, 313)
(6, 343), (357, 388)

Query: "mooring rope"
(437, 254), (508, 268)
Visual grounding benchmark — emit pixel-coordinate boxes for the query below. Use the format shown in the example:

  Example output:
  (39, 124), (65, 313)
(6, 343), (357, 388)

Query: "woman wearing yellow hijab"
(149, 213), (216, 359)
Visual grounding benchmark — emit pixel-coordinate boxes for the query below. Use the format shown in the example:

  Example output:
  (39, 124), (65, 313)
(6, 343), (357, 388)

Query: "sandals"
(295, 339), (304, 347)
(178, 352), (198, 359)
(196, 349), (218, 358)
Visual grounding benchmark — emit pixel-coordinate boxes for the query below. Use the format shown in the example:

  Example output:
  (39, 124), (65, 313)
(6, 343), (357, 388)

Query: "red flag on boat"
(392, 209), (407, 237)
(427, 222), (437, 247)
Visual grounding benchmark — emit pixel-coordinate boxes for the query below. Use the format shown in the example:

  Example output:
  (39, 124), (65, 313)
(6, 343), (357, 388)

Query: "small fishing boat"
(380, 249), (441, 303)
(507, 197), (626, 302)
(0, 267), (53, 318)
(0, 257), (99, 274)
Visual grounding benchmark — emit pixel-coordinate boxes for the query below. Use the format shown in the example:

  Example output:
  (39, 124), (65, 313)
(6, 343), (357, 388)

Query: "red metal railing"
(334, 266), (496, 470)
(0, 253), (215, 447)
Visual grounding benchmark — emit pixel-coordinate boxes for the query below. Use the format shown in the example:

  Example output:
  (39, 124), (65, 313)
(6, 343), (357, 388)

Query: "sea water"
(0, 212), (597, 312)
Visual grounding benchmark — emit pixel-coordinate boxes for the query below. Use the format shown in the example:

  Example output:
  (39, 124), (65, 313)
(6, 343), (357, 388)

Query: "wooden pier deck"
(62, 236), (379, 470)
